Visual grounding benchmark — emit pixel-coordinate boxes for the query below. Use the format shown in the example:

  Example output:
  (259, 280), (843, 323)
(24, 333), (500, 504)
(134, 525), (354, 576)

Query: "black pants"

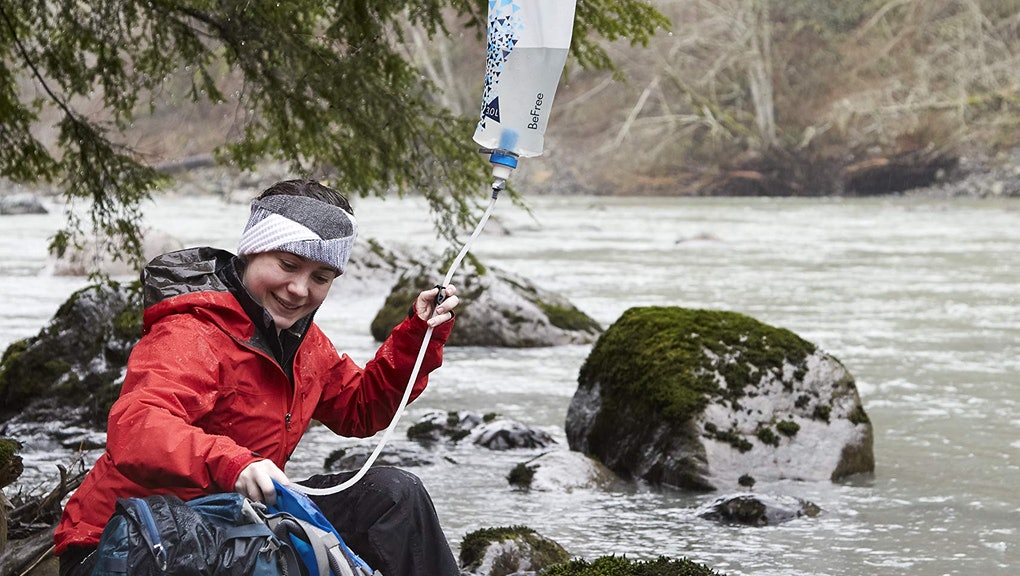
(302, 467), (460, 576)
(60, 467), (458, 576)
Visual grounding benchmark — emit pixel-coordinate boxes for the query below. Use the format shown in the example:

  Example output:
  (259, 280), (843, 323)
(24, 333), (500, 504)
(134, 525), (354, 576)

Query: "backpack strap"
(292, 518), (356, 576)
(123, 497), (169, 571)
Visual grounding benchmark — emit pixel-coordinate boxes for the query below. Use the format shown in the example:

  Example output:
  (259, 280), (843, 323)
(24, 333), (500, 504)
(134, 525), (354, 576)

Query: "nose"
(287, 276), (309, 299)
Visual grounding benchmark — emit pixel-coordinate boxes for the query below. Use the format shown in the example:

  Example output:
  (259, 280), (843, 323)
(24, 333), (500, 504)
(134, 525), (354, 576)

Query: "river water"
(1, 192), (1017, 576)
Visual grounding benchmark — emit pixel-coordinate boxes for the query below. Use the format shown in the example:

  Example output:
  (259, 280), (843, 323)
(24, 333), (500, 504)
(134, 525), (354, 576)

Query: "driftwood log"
(1, 457), (87, 576)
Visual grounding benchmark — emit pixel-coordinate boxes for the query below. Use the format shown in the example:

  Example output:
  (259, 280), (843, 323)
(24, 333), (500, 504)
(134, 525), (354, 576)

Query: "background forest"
(58, 0), (1020, 197)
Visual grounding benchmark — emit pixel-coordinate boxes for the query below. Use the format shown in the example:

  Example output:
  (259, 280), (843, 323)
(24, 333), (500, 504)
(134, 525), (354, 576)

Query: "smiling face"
(242, 250), (338, 331)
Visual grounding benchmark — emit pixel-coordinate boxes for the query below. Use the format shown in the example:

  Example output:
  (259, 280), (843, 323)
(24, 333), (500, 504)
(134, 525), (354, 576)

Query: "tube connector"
(484, 149), (518, 195)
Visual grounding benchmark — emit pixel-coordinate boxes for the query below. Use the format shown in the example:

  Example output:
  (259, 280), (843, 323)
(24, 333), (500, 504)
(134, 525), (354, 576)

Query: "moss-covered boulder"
(371, 259), (601, 347)
(542, 555), (726, 576)
(565, 307), (874, 491)
(458, 526), (570, 576)
(0, 438), (23, 491)
(0, 283), (141, 431)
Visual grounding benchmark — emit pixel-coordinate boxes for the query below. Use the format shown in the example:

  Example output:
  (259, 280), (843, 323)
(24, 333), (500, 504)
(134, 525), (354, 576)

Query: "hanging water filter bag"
(473, 0), (578, 163)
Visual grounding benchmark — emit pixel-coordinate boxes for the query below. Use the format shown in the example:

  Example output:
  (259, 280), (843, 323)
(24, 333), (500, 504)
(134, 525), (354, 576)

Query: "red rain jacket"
(54, 248), (451, 555)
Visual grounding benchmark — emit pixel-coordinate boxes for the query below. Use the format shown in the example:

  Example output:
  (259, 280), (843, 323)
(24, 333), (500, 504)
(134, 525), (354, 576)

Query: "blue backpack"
(268, 481), (379, 576)
(89, 490), (377, 576)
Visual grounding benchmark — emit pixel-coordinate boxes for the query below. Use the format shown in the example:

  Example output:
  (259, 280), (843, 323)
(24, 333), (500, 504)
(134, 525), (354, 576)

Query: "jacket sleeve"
(105, 315), (260, 493)
(312, 312), (453, 437)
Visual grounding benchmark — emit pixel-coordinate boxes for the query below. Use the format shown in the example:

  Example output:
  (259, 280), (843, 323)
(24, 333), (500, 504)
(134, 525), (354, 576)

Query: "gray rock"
(0, 193), (48, 215)
(468, 419), (556, 451)
(565, 306), (874, 492)
(407, 411), (555, 451)
(371, 260), (601, 348)
(45, 229), (183, 277)
(407, 410), (488, 444)
(0, 284), (137, 432)
(507, 450), (621, 492)
(696, 492), (821, 526)
(324, 444), (440, 470)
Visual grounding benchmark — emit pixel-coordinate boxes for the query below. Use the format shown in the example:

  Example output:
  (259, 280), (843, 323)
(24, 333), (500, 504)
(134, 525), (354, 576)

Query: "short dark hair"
(257, 180), (354, 216)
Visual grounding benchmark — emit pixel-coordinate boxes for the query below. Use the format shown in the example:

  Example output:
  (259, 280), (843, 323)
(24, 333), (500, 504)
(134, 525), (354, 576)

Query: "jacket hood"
(141, 247), (249, 335)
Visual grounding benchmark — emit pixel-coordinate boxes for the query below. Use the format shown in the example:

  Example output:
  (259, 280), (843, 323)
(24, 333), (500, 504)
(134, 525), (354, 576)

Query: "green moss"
(541, 554), (726, 576)
(370, 276), (419, 341)
(537, 301), (602, 333)
(776, 420), (801, 437)
(445, 411), (461, 426)
(0, 338), (75, 410)
(112, 296), (143, 342)
(0, 338), (30, 399)
(0, 438), (22, 467)
(813, 404), (831, 423)
(507, 463), (536, 489)
(848, 405), (870, 425)
(706, 427), (753, 453)
(459, 526), (535, 566)
(324, 448), (347, 470)
(756, 426), (780, 447)
(406, 420), (440, 441)
(579, 307), (816, 427)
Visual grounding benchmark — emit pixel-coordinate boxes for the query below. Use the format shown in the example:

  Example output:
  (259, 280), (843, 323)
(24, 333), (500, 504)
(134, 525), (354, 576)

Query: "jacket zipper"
(234, 338), (297, 439)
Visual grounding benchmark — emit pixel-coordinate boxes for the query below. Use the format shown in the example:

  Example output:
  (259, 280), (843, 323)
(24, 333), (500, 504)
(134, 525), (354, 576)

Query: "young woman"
(55, 180), (461, 576)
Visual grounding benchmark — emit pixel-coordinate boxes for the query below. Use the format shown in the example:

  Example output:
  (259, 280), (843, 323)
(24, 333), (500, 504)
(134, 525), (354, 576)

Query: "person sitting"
(54, 179), (462, 576)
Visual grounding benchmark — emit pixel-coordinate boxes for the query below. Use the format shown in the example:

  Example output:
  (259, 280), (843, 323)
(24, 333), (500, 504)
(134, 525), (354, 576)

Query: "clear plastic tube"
(294, 0), (577, 496)
(293, 190), (501, 496)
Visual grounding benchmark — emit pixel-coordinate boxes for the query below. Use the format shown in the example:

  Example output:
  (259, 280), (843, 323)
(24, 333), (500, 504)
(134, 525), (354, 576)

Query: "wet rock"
(696, 492), (821, 526)
(371, 260), (601, 347)
(323, 444), (440, 470)
(1, 438), (24, 491)
(342, 238), (425, 295)
(0, 283), (139, 433)
(468, 419), (556, 451)
(407, 410), (489, 444)
(0, 193), (48, 215)
(45, 229), (183, 277)
(458, 526), (570, 576)
(565, 306), (874, 491)
(507, 450), (621, 492)
(407, 410), (555, 451)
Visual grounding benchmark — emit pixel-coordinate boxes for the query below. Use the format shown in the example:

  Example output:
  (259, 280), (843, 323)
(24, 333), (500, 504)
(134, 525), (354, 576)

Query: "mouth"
(273, 294), (303, 311)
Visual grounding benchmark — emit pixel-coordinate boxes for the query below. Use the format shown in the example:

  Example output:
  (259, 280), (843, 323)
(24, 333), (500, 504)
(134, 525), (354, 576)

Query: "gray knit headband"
(238, 195), (358, 274)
